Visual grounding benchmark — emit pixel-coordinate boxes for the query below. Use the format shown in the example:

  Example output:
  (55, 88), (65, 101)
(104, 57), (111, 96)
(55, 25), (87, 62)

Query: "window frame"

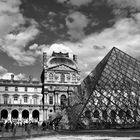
(49, 95), (53, 105)
(24, 96), (28, 103)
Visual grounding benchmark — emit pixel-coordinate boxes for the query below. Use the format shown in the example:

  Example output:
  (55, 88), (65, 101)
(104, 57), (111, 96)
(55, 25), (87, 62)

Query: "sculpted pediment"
(48, 64), (76, 71)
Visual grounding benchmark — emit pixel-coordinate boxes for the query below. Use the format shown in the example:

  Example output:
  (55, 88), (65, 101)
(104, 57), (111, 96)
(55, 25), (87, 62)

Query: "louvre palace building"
(1, 45), (140, 130)
(0, 48), (80, 123)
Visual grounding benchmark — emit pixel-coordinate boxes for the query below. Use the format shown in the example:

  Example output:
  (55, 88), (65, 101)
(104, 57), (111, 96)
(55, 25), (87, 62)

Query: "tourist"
(42, 121), (46, 130)
(13, 124), (17, 137)
(26, 123), (31, 137)
(11, 122), (15, 131)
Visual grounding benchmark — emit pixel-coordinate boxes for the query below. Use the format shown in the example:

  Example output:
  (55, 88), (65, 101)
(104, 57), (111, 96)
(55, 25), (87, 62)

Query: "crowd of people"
(0, 119), (59, 137)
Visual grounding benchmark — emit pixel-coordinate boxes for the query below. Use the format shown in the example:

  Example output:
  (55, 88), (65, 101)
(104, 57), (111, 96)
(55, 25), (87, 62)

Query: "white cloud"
(47, 43), (73, 57)
(60, 12), (140, 79)
(57, 0), (92, 6)
(65, 11), (89, 40)
(29, 43), (49, 56)
(29, 43), (74, 59)
(107, 0), (140, 19)
(107, 0), (140, 10)
(0, 0), (40, 66)
(0, 65), (27, 80)
(0, 0), (25, 38)
(0, 66), (8, 76)
(2, 72), (27, 80)
(1, 22), (40, 66)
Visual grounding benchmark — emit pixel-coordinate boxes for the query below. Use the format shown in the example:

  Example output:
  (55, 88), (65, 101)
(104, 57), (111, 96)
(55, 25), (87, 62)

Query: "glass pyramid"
(67, 47), (140, 129)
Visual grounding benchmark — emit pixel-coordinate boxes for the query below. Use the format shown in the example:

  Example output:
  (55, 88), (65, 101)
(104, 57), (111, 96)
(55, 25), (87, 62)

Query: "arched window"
(12, 109), (19, 119)
(22, 110), (29, 119)
(1, 109), (8, 119)
(32, 110), (39, 121)
(61, 95), (66, 105)
(72, 74), (76, 82)
(49, 73), (53, 81)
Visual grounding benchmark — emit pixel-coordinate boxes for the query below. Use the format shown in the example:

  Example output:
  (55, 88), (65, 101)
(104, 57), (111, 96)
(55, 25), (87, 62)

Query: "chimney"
(73, 55), (77, 63)
(43, 52), (47, 67)
(29, 75), (33, 83)
(11, 74), (14, 82)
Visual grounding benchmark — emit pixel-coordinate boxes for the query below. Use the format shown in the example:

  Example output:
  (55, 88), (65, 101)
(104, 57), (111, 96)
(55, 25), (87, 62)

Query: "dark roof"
(0, 79), (42, 86)
(47, 57), (78, 70)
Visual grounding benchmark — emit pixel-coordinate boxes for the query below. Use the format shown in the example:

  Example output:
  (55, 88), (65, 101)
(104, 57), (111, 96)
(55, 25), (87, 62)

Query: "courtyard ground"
(1, 128), (140, 140)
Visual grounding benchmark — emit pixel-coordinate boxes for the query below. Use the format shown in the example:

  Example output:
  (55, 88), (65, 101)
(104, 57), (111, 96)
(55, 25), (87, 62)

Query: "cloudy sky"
(0, 0), (140, 81)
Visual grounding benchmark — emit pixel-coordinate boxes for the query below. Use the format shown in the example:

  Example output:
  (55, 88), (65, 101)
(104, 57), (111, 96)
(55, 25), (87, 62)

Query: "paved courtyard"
(0, 126), (56, 138)
(26, 136), (140, 140)
(1, 128), (140, 140)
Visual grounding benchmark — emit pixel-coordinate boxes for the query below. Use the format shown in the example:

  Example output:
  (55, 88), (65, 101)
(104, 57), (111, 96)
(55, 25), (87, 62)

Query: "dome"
(47, 57), (78, 70)
(47, 43), (73, 57)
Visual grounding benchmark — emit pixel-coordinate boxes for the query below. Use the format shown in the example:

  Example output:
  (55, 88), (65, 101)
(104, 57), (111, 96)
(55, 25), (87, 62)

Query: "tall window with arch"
(49, 73), (53, 81)
(4, 96), (8, 104)
(49, 95), (53, 105)
(61, 73), (65, 83)
(60, 95), (66, 106)
(72, 74), (76, 82)
(33, 97), (37, 104)
(24, 96), (28, 103)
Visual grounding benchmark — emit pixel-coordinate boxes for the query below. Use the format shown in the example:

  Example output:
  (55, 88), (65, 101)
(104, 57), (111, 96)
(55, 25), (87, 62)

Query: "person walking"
(26, 123), (31, 137)
(11, 122), (14, 132)
(13, 123), (17, 137)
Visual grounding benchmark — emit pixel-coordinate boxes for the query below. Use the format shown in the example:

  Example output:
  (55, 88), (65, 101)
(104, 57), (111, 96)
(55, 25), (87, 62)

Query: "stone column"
(56, 92), (59, 105)
(39, 109), (43, 122)
(44, 94), (46, 104)
(54, 91), (56, 105)
(43, 109), (47, 121)
(45, 109), (48, 120)
(8, 110), (11, 121)
(19, 111), (22, 121)
(29, 110), (32, 121)
(43, 90), (48, 107)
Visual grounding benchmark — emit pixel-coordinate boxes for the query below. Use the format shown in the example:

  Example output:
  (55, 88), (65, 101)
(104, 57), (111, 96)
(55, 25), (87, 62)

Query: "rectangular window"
(15, 87), (18, 91)
(33, 97), (37, 104)
(24, 97), (28, 103)
(4, 97), (8, 104)
(14, 96), (18, 101)
(49, 96), (53, 105)
(5, 86), (8, 91)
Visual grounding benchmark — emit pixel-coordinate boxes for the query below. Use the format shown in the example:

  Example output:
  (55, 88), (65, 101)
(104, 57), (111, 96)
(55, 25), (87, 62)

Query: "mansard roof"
(0, 79), (42, 87)
(47, 56), (78, 70)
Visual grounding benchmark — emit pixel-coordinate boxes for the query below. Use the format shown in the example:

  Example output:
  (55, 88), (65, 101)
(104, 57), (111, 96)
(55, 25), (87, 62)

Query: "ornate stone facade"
(0, 50), (80, 122)
(0, 75), (43, 123)
(41, 51), (80, 120)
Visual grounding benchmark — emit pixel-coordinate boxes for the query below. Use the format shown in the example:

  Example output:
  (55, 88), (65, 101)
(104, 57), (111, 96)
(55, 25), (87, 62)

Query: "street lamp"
(67, 87), (72, 107)
(68, 92), (71, 106)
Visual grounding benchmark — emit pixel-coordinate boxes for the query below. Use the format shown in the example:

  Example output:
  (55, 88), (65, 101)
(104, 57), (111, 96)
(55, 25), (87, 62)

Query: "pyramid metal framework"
(67, 47), (140, 129)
